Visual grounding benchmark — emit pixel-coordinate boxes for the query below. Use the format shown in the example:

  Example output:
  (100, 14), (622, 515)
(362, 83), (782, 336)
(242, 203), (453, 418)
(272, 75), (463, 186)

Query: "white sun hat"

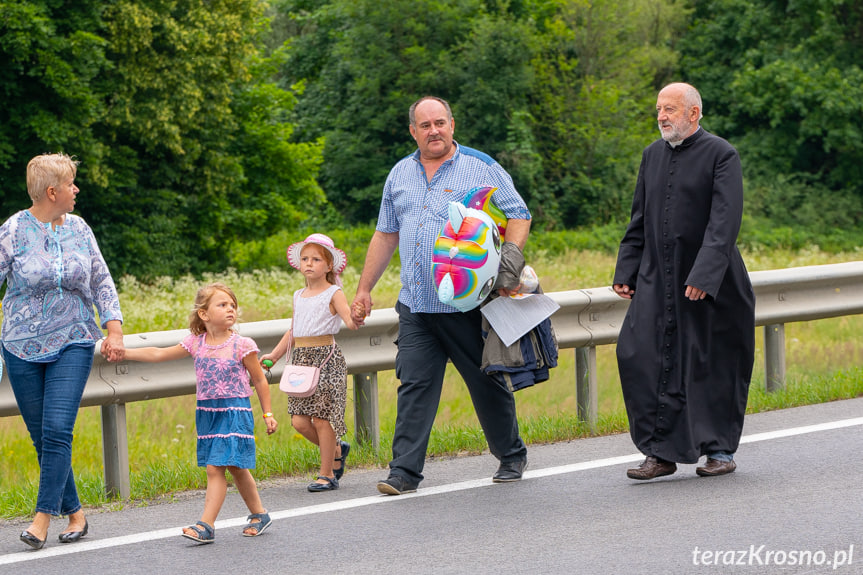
(287, 233), (347, 275)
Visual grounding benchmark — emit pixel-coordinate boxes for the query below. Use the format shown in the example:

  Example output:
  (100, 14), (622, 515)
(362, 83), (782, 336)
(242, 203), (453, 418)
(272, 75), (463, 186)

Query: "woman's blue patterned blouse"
(0, 210), (123, 361)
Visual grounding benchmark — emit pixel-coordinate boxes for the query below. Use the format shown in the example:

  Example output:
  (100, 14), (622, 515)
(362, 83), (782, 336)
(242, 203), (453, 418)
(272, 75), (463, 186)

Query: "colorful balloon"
(432, 201), (502, 311)
(462, 186), (507, 240)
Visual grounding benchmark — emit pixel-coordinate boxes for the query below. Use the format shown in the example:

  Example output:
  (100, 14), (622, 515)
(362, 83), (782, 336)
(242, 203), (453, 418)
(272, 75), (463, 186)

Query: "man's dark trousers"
(389, 301), (527, 483)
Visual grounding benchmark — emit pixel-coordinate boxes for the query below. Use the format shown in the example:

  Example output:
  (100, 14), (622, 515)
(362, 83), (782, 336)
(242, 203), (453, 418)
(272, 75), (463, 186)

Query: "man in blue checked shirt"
(350, 96), (531, 495)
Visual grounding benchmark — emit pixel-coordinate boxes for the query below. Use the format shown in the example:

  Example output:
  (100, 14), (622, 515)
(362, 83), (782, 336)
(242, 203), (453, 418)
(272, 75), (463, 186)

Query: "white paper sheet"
(480, 293), (560, 347)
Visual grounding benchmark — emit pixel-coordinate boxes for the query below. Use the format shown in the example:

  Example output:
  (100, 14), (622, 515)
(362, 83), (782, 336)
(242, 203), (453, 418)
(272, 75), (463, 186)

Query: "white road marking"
(2, 416), (861, 565)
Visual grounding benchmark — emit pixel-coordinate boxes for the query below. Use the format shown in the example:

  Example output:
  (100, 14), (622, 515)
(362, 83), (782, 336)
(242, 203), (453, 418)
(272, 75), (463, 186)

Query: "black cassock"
(613, 128), (755, 463)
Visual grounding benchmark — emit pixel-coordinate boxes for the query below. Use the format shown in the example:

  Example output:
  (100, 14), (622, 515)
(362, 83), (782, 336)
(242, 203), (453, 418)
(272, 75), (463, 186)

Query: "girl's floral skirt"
(195, 396), (256, 469)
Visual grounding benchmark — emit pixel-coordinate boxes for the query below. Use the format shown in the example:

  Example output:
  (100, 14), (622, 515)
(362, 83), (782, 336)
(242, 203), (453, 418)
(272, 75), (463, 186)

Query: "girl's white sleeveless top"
(291, 285), (343, 337)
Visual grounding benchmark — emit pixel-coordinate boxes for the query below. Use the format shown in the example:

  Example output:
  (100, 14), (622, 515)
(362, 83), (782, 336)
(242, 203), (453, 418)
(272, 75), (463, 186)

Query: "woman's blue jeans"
(3, 344), (94, 516)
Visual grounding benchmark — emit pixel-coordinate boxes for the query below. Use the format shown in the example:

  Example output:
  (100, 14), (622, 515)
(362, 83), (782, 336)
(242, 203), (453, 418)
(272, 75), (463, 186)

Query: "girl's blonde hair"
(188, 283), (238, 335)
(301, 243), (337, 286)
(26, 153), (79, 202)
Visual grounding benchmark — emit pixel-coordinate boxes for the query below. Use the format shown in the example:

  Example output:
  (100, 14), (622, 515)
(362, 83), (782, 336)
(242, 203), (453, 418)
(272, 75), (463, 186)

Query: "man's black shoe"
(377, 475), (419, 495)
(493, 459), (527, 483)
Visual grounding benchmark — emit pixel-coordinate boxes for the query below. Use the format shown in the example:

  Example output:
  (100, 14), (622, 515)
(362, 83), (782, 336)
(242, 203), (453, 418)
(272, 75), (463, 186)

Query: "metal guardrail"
(1, 261), (862, 498)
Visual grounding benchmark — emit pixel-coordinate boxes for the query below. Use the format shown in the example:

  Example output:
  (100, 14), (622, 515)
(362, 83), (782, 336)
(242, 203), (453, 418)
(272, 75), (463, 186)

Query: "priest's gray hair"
(684, 85), (704, 121)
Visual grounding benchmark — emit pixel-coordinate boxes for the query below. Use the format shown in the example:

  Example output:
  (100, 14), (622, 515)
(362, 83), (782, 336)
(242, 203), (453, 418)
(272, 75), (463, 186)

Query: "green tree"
(0, 0), (109, 194)
(278, 0), (540, 223)
(0, 0), (324, 278)
(278, 0), (689, 229)
(678, 0), (863, 238)
(527, 0), (689, 227)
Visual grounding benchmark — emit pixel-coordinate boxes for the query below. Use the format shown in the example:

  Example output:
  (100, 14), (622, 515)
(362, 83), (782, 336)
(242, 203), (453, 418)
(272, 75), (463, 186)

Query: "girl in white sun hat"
(261, 234), (357, 491)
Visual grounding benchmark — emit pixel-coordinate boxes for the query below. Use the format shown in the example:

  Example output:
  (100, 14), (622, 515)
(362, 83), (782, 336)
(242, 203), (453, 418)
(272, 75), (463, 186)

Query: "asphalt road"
(1, 397), (861, 575)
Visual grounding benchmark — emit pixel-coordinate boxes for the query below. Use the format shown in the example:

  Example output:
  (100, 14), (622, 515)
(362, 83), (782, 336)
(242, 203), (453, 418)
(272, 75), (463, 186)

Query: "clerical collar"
(668, 126), (702, 148)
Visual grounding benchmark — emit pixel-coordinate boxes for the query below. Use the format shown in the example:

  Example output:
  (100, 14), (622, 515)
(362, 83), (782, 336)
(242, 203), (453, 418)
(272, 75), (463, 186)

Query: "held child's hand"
(351, 298), (369, 326)
(264, 415), (278, 434)
(100, 338), (126, 363)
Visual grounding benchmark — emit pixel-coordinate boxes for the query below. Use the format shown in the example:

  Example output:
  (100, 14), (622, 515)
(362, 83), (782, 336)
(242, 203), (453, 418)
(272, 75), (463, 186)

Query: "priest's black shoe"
(626, 456), (677, 480)
(696, 458), (737, 477)
(493, 459), (527, 483)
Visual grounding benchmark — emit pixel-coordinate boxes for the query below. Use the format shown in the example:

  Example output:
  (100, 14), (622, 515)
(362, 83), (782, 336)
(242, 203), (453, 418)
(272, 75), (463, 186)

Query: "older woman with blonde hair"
(0, 153), (125, 549)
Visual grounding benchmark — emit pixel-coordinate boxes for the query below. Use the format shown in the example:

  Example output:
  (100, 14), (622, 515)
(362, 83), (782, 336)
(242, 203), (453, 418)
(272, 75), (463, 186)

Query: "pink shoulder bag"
(279, 330), (336, 398)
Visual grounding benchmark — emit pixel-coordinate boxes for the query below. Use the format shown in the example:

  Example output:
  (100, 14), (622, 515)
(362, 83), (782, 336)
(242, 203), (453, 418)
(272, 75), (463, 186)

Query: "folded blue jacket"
(481, 313), (559, 392)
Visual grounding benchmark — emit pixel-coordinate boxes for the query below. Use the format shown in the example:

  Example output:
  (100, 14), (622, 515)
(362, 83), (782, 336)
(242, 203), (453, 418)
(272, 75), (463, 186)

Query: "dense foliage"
(0, 0), (323, 278)
(276, 0), (688, 228)
(678, 0), (863, 250)
(1, 0), (861, 279)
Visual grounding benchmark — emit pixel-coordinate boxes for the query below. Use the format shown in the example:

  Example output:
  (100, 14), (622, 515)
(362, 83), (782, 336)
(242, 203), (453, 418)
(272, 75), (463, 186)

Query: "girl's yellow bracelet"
(262, 412), (274, 419)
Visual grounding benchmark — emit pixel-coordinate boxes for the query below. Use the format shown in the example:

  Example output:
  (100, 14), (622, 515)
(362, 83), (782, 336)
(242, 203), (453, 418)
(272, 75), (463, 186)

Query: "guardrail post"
(576, 347), (598, 430)
(764, 324), (786, 392)
(353, 372), (380, 450)
(101, 403), (130, 498)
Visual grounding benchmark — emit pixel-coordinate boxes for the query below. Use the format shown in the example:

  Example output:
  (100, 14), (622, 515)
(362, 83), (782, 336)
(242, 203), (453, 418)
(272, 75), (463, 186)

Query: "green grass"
(0, 247), (861, 519)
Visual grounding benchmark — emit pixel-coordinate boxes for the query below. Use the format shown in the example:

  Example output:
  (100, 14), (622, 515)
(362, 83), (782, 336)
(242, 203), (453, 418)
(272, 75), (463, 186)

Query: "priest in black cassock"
(612, 82), (755, 480)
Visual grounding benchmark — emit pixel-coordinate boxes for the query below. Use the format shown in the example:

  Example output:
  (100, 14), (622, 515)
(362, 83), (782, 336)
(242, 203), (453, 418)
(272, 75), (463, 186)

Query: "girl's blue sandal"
(242, 512), (272, 537)
(181, 521), (215, 544)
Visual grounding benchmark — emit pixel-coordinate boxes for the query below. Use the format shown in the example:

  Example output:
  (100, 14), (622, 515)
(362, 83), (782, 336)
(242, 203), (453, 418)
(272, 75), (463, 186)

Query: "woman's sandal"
(333, 440), (350, 481)
(242, 512), (273, 537)
(181, 520), (215, 544)
(307, 475), (339, 492)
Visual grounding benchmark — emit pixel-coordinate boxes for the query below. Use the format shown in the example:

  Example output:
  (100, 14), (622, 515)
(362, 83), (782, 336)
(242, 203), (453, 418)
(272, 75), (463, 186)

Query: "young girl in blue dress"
(123, 283), (278, 543)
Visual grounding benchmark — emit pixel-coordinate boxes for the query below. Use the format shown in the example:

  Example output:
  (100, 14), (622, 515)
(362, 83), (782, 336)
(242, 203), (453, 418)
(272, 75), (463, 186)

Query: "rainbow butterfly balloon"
(432, 200), (502, 311)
